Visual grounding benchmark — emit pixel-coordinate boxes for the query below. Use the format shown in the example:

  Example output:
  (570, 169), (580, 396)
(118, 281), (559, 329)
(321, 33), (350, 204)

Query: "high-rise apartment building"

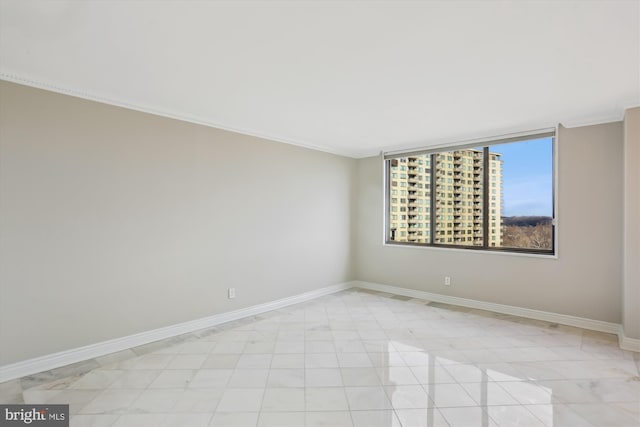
(388, 149), (503, 246)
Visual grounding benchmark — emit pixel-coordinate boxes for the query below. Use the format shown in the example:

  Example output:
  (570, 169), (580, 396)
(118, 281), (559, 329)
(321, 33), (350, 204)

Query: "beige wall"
(0, 81), (355, 365)
(354, 122), (624, 323)
(623, 107), (640, 340)
(0, 79), (632, 367)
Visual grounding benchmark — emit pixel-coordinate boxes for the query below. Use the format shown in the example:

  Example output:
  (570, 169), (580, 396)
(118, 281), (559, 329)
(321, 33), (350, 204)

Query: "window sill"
(383, 241), (558, 259)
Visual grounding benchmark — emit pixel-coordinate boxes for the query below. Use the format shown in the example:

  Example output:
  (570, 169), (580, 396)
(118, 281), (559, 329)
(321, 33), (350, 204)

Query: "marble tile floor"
(1, 288), (639, 426)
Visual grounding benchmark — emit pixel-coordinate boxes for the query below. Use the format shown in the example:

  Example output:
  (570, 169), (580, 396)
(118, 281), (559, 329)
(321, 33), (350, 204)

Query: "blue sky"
(492, 137), (553, 217)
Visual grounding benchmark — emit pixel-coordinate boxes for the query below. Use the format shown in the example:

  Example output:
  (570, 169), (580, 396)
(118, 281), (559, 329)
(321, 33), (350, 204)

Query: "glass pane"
(435, 148), (483, 246)
(495, 137), (554, 251)
(387, 155), (432, 244)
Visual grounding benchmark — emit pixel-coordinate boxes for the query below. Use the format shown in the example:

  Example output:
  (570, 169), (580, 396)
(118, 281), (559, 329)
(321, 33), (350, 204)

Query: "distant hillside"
(503, 216), (552, 227)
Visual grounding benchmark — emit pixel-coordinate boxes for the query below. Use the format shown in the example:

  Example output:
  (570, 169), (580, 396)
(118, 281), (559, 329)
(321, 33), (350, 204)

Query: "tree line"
(502, 216), (552, 249)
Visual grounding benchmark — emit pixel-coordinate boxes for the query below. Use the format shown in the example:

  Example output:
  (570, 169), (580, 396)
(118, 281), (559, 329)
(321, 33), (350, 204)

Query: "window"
(385, 131), (555, 254)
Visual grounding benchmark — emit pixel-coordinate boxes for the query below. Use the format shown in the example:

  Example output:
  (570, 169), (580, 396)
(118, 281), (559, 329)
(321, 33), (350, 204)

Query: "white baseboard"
(0, 281), (355, 383)
(618, 327), (640, 352)
(2, 279), (635, 383)
(354, 280), (621, 335)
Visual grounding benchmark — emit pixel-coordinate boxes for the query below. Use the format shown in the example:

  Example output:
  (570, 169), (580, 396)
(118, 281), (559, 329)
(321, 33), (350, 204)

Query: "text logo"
(1, 405), (68, 426)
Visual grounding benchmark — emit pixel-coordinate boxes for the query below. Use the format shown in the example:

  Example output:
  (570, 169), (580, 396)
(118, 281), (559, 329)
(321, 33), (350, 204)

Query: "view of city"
(387, 139), (553, 252)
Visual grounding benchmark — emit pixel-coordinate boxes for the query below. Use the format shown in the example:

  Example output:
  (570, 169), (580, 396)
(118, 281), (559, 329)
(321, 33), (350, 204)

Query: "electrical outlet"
(444, 276), (451, 286)
(228, 288), (236, 299)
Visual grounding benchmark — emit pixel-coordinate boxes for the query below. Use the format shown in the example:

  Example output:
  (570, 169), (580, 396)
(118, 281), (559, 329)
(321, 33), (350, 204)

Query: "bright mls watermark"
(1, 405), (68, 426)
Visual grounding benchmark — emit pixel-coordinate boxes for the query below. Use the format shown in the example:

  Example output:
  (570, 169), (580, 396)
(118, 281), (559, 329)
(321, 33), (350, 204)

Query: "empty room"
(1, 1), (639, 426)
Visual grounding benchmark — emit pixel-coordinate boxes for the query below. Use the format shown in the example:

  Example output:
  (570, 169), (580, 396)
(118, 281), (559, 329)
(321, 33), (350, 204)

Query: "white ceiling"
(1, 1), (638, 158)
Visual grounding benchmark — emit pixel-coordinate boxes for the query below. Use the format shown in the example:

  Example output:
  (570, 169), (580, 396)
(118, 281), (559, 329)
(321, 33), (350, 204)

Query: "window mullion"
(385, 159), (391, 242)
(430, 153), (436, 245)
(483, 146), (489, 249)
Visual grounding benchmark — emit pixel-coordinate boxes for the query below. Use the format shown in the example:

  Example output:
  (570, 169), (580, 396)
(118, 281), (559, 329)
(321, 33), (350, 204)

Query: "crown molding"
(0, 72), (354, 158)
(1, 72), (632, 160)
